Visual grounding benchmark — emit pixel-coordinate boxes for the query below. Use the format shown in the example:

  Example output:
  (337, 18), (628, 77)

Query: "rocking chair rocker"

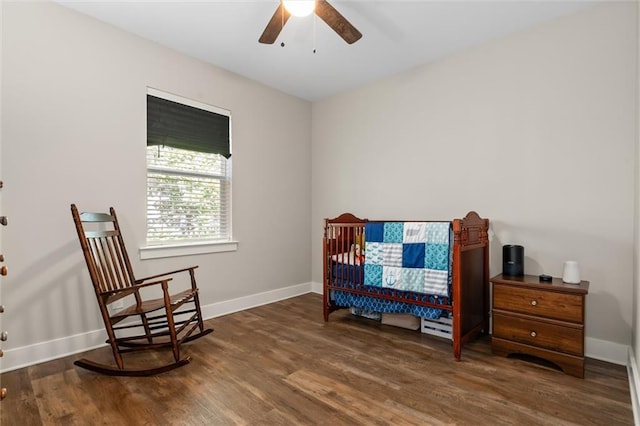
(71, 204), (212, 376)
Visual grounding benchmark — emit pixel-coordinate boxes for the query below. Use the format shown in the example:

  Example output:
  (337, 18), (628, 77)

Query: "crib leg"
(323, 291), (329, 322)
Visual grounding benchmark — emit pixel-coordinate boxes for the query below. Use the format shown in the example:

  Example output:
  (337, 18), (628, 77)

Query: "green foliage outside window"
(146, 145), (230, 243)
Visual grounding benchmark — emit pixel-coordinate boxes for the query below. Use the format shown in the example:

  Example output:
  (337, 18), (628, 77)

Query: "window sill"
(139, 241), (238, 260)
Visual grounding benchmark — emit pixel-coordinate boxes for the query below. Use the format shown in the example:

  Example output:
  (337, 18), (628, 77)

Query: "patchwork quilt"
(363, 221), (452, 297)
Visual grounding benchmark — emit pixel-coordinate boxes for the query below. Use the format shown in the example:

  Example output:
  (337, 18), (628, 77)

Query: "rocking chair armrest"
(100, 278), (174, 301)
(134, 265), (199, 284)
(101, 287), (138, 304)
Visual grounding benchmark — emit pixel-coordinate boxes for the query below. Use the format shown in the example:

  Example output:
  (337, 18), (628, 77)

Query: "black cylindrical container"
(503, 245), (524, 276)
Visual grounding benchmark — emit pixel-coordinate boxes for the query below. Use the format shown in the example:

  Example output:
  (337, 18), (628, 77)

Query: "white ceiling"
(58, 0), (598, 102)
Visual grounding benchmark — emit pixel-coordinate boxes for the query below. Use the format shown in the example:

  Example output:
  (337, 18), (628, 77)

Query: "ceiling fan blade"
(259, 3), (291, 44)
(315, 0), (362, 44)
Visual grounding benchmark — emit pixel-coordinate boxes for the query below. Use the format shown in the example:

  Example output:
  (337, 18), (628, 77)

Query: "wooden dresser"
(490, 274), (589, 378)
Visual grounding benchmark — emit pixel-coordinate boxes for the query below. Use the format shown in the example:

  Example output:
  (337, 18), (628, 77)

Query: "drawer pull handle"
(0, 266), (6, 276)
(530, 300), (537, 306)
(0, 305), (4, 313)
(0, 331), (7, 341)
(0, 216), (6, 226)
(530, 331), (537, 337)
(1, 388), (6, 400)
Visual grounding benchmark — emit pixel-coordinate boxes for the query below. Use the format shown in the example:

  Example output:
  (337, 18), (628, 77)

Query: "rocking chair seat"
(110, 287), (197, 321)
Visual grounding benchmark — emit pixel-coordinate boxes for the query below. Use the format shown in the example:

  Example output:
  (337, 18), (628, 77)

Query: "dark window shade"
(147, 95), (231, 159)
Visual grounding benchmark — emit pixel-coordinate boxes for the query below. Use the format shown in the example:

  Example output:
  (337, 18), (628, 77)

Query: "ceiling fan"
(259, 0), (362, 45)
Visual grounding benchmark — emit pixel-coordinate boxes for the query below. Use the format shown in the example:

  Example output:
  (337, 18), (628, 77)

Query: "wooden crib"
(322, 211), (490, 360)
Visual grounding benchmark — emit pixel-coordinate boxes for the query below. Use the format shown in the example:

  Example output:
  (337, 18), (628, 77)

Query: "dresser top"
(491, 274), (589, 294)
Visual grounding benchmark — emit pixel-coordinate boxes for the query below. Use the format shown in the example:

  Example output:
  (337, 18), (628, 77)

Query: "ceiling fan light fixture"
(259, 0), (361, 45)
(282, 0), (315, 17)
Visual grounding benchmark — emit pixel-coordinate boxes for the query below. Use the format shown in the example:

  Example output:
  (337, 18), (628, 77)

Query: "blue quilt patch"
(403, 243), (425, 268)
(401, 268), (425, 292)
(364, 264), (383, 286)
(425, 243), (449, 270)
(365, 222), (384, 242)
(383, 222), (404, 243)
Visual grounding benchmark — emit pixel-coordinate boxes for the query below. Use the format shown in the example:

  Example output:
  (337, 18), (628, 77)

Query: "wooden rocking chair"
(71, 204), (213, 376)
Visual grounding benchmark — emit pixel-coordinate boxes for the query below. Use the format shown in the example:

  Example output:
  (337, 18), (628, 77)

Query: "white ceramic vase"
(562, 261), (581, 284)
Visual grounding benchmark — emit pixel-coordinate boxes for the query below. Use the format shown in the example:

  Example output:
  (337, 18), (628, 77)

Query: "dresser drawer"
(493, 283), (583, 323)
(493, 312), (584, 356)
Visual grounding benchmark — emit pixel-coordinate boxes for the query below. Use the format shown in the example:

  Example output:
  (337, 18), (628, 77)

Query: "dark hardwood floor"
(1, 293), (633, 425)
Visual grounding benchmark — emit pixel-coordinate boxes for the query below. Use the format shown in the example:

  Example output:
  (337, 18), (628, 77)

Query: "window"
(144, 89), (232, 256)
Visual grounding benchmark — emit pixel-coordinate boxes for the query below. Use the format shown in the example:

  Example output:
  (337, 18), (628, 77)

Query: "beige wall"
(2, 2), (311, 354)
(312, 2), (637, 361)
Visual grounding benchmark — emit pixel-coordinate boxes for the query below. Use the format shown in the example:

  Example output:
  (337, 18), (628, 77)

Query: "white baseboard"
(310, 281), (322, 294)
(0, 282), (314, 373)
(628, 348), (640, 425)
(199, 282), (313, 319)
(1, 329), (109, 373)
(586, 336), (629, 365)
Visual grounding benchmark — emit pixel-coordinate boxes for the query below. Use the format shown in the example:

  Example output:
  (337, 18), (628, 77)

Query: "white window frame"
(140, 88), (237, 259)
